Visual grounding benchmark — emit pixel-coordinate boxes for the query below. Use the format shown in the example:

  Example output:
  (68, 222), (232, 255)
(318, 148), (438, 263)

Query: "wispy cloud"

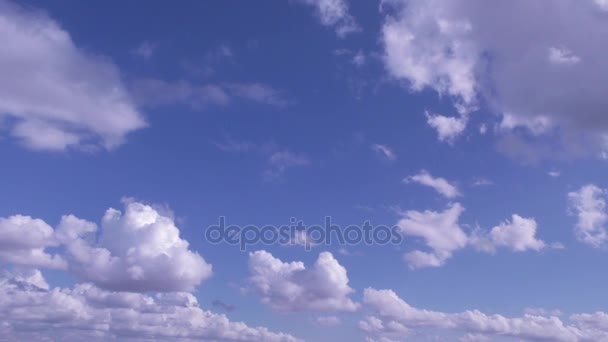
(405, 170), (460, 199)
(212, 137), (309, 180)
(371, 143), (396, 161)
(295, 0), (360, 37)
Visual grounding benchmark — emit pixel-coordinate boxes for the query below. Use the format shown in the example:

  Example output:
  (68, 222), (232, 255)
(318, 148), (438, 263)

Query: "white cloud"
(297, 0), (360, 37)
(382, 2), (478, 110)
(549, 170), (561, 178)
(381, 0), (608, 156)
(568, 184), (608, 248)
(549, 46), (581, 66)
(0, 215), (66, 269)
(397, 203), (548, 268)
(470, 215), (546, 253)
(247, 251), (359, 312)
(372, 143), (397, 161)
(397, 203), (468, 268)
(525, 307), (563, 317)
(361, 287), (607, 341)
(405, 170), (460, 198)
(425, 111), (468, 143)
(0, 269), (300, 341)
(0, 0), (146, 151)
(595, 0), (608, 11)
(57, 200), (213, 292)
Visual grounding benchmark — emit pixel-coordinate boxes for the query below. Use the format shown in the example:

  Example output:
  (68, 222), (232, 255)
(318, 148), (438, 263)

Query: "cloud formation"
(0, 200), (212, 292)
(58, 200), (213, 292)
(372, 143), (397, 161)
(0, 0), (145, 151)
(0, 215), (65, 269)
(0, 269), (300, 341)
(247, 251), (359, 312)
(297, 0), (360, 37)
(381, 0), (608, 155)
(362, 287), (608, 341)
(568, 184), (608, 248)
(405, 170), (460, 198)
(397, 204), (548, 269)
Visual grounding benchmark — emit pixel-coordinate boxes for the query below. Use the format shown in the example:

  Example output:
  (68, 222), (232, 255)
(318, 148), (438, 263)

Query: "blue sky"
(2, 0), (608, 341)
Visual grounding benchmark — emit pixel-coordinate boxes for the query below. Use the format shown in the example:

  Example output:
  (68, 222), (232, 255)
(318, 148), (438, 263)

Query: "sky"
(3, 0), (608, 341)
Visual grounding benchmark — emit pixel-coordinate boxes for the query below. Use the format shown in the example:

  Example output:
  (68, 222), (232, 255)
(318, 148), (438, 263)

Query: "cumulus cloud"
(0, 0), (145, 151)
(381, 1), (478, 109)
(425, 111), (469, 143)
(397, 203), (467, 268)
(568, 184), (608, 248)
(470, 215), (546, 253)
(405, 170), (460, 198)
(0, 215), (66, 269)
(381, 0), (608, 156)
(397, 203), (548, 268)
(58, 200), (213, 292)
(0, 199), (212, 292)
(0, 269), (300, 341)
(247, 250), (359, 312)
(362, 287), (608, 341)
(297, 0), (360, 37)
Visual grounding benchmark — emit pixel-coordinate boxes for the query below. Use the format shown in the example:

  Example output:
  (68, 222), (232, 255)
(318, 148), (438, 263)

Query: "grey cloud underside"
(382, 0), (608, 157)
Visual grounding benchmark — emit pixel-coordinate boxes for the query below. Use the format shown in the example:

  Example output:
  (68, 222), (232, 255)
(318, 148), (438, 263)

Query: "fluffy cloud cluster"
(397, 203), (548, 269)
(0, 269), (299, 341)
(0, 0), (145, 151)
(381, 0), (608, 155)
(296, 0), (360, 37)
(247, 251), (359, 312)
(470, 215), (546, 253)
(568, 184), (608, 247)
(0, 215), (65, 269)
(0, 201), (302, 340)
(0, 200), (212, 292)
(58, 200), (213, 292)
(361, 287), (608, 341)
